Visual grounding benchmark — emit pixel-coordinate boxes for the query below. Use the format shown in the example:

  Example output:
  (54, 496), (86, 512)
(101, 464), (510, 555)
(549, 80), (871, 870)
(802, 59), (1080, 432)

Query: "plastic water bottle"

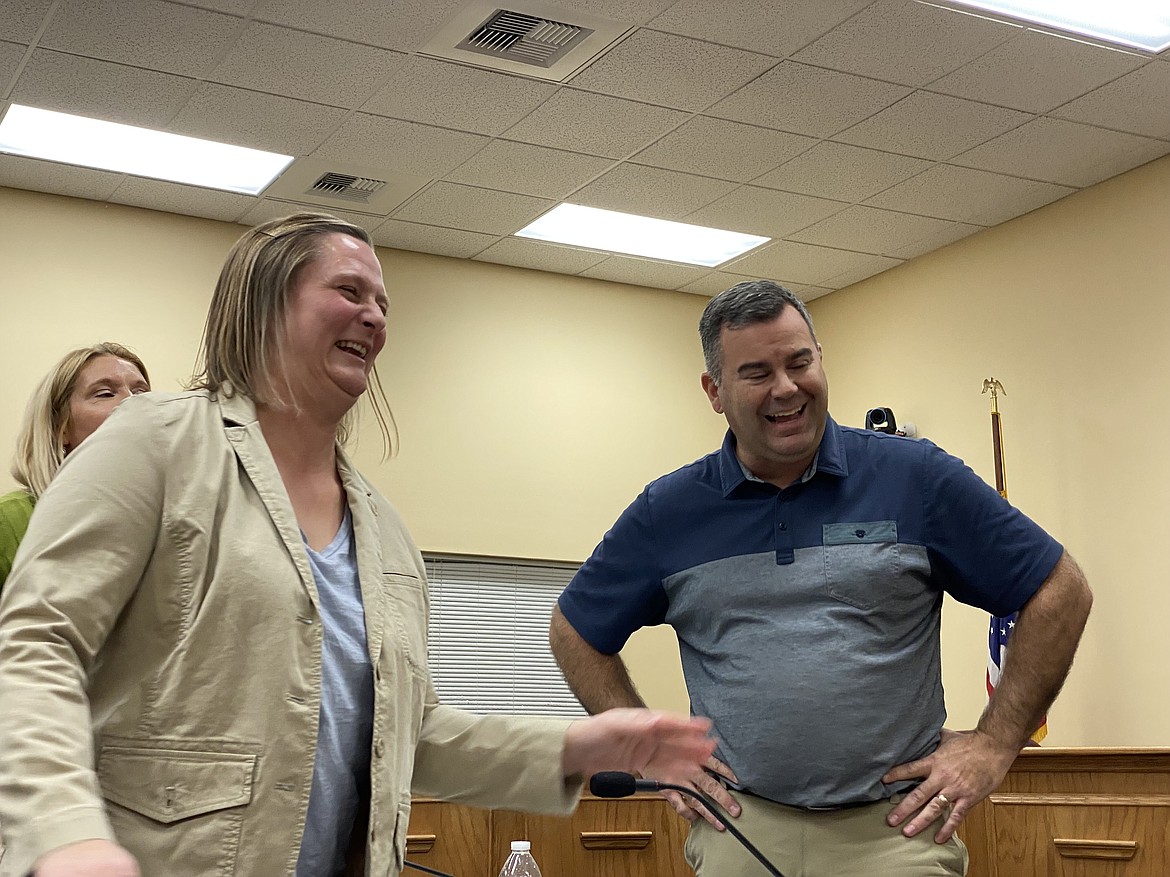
(497, 839), (542, 877)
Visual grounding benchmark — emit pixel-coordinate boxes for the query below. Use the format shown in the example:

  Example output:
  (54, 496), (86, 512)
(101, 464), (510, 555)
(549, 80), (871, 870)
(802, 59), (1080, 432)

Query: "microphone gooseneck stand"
(589, 771), (787, 877)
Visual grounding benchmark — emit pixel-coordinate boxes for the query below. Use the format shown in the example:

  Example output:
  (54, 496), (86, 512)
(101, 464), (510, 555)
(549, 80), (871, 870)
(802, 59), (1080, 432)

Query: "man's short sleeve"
(922, 441), (1063, 615)
(557, 490), (668, 655)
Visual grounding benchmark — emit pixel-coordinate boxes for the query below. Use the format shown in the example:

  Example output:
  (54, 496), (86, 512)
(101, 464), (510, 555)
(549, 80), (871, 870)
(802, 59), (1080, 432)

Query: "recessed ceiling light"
(515, 204), (769, 268)
(0, 104), (293, 195)
(937, 1), (1170, 52)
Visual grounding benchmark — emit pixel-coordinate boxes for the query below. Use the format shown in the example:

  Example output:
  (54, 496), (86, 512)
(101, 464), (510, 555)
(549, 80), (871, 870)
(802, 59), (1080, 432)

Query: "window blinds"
(423, 555), (587, 718)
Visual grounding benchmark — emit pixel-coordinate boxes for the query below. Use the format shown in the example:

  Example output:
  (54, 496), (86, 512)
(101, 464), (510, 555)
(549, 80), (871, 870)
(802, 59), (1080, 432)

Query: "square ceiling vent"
(261, 157), (430, 217)
(421, 0), (630, 81)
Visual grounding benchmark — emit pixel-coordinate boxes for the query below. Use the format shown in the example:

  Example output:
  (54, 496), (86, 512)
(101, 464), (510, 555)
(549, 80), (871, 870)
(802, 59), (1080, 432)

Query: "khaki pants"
(684, 792), (968, 877)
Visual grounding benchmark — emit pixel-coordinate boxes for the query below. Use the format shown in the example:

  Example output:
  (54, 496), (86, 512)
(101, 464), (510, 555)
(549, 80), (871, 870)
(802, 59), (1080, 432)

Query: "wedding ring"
(935, 793), (951, 808)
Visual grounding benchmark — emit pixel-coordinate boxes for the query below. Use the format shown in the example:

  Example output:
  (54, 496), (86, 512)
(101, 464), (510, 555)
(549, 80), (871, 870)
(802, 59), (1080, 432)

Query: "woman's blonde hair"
(189, 211), (396, 455)
(12, 342), (151, 498)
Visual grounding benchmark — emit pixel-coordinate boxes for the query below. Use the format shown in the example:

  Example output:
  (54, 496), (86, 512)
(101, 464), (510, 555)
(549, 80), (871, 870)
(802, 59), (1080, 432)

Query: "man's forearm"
(550, 606), (645, 714)
(978, 551), (1093, 749)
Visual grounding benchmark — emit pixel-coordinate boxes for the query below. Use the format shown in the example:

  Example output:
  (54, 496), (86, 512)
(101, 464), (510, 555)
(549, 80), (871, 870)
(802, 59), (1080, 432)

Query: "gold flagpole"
(981, 378), (1007, 499)
(981, 377), (1046, 744)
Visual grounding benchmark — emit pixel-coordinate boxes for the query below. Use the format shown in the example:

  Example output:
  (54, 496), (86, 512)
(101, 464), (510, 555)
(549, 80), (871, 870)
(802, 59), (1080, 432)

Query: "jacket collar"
(213, 389), (385, 662)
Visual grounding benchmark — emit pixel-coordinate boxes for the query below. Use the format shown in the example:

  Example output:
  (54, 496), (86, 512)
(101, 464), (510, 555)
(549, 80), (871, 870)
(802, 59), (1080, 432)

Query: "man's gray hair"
(700, 280), (817, 385)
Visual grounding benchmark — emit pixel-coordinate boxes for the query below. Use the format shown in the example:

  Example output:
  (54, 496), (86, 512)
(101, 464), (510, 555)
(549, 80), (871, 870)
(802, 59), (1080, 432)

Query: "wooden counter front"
(961, 748), (1170, 877)
(405, 792), (692, 877)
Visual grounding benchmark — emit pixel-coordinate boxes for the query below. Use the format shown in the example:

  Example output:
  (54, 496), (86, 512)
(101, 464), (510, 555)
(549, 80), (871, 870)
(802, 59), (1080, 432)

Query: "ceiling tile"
(793, 0), (1016, 86)
(754, 142), (932, 202)
(1, 0), (58, 45)
(252, 0), (468, 52)
(820, 252), (903, 288)
(579, 255), (711, 290)
(369, 219), (496, 259)
(1052, 62), (1170, 139)
(361, 56), (555, 136)
(929, 30), (1148, 114)
(887, 221), (983, 260)
(1, 41), (27, 92)
(444, 141), (613, 200)
(568, 29), (776, 111)
(237, 198), (387, 232)
(502, 89), (688, 159)
(209, 23), (406, 110)
(953, 118), (1170, 188)
(12, 50), (194, 128)
(109, 177), (256, 221)
(864, 164), (1073, 225)
(677, 271), (758, 297)
(392, 182), (552, 236)
(561, 0), (676, 22)
(0, 153), (123, 200)
(313, 114), (488, 179)
(571, 164), (735, 219)
(41, 0), (243, 78)
(168, 83), (347, 155)
(789, 205), (956, 256)
(632, 116), (817, 182)
(707, 61), (911, 139)
(725, 239), (897, 286)
(685, 186), (847, 238)
(177, 0), (254, 12)
(473, 238), (609, 274)
(649, 0), (873, 58)
(834, 91), (1032, 160)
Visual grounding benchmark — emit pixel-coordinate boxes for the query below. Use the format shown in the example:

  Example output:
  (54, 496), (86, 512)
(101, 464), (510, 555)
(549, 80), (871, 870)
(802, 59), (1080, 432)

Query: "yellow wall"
(4, 151), (1168, 744)
(809, 154), (1170, 745)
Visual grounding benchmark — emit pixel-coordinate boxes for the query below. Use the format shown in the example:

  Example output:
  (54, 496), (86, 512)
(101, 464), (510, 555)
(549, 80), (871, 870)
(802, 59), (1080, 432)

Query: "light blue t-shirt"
(296, 509), (374, 877)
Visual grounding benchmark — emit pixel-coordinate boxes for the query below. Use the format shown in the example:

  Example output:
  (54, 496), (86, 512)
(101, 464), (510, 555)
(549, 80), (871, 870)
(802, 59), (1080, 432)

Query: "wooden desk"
(405, 793), (692, 877)
(961, 748), (1170, 877)
(408, 748), (1170, 876)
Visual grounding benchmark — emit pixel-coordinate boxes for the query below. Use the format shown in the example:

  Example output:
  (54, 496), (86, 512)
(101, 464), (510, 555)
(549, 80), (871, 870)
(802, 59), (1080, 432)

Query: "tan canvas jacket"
(0, 390), (577, 877)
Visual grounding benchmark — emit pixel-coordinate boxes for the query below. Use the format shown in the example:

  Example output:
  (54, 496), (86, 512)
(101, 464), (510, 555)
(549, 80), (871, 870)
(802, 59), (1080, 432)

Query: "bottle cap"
(511, 840), (531, 852)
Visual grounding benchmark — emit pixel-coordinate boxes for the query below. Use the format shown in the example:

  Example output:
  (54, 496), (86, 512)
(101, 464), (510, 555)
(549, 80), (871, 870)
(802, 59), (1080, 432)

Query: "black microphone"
(589, 771), (787, 877)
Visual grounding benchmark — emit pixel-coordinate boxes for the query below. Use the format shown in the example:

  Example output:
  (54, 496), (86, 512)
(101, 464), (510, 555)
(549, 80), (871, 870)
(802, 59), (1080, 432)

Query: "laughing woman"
(0, 214), (712, 877)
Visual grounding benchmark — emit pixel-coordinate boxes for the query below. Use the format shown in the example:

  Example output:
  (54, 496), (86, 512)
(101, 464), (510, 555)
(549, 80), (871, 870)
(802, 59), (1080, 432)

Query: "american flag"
(987, 612), (1047, 744)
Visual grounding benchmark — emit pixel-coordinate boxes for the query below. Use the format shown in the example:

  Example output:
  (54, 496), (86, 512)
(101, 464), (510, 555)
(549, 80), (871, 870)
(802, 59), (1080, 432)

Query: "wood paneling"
(961, 748), (1170, 877)
(405, 794), (692, 877)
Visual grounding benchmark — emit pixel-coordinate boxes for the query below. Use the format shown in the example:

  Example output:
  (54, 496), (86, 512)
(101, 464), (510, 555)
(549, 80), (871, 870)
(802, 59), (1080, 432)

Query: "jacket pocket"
(822, 521), (900, 611)
(97, 745), (255, 876)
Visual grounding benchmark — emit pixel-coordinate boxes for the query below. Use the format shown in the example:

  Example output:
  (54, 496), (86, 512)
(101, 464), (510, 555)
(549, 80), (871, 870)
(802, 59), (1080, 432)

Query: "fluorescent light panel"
(942, 1), (1170, 51)
(515, 204), (769, 268)
(0, 105), (293, 195)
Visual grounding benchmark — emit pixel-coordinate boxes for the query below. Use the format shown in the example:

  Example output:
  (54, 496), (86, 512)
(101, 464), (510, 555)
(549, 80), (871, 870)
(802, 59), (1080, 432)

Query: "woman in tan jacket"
(0, 213), (714, 877)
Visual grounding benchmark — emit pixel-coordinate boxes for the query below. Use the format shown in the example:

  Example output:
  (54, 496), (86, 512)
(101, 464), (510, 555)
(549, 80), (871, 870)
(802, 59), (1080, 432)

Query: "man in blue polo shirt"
(551, 279), (1092, 876)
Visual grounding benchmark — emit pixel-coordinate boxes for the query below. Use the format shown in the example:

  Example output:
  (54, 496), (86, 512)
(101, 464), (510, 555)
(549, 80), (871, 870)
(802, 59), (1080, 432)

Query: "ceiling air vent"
(308, 172), (387, 204)
(259, 158), (430, 217)
(458, 10), (592, 68)
(421, 1), (629, 82)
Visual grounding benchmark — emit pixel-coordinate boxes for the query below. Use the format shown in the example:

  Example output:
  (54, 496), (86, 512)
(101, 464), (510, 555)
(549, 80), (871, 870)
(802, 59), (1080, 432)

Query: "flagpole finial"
(982, 377), (1005, 414)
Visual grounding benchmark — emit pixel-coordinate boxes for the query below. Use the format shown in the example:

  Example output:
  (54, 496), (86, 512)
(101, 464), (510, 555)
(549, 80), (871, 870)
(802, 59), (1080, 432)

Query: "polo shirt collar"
(717, 415), (849, 496)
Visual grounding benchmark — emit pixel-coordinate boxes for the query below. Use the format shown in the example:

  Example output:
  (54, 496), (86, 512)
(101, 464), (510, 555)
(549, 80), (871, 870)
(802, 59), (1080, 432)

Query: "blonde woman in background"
(0, 342), (150, 589)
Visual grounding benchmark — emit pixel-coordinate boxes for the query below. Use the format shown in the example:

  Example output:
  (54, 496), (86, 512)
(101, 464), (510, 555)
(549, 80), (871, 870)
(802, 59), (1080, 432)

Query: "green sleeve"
(0, 491), (36, 592)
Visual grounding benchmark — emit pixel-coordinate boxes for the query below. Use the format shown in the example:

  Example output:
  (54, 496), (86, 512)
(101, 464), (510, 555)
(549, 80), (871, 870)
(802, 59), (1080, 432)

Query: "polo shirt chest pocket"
(822, 521), (900, 611)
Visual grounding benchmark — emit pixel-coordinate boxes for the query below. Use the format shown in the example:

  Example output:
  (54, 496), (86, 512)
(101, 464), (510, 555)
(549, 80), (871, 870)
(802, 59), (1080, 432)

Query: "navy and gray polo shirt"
(558, 416), (1062, 808)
